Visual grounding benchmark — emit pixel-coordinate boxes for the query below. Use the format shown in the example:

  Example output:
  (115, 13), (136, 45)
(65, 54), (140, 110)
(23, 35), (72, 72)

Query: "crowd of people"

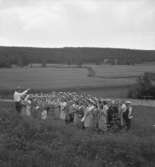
(13, 87), (133, 132)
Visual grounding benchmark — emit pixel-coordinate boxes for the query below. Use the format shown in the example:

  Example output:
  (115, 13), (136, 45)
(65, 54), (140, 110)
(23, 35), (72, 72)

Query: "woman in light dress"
(98, 101), (108, 132)
(54, 103), (61, 119)
(82, 104), (95, 129)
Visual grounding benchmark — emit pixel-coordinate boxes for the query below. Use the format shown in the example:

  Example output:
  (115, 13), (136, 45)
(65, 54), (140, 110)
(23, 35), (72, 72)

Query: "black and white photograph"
(0, 0), (155, 166)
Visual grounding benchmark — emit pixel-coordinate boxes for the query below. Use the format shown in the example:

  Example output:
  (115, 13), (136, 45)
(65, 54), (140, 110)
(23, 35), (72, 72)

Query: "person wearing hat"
(13, 86), (30, 114)
(122, 101), (133, 130)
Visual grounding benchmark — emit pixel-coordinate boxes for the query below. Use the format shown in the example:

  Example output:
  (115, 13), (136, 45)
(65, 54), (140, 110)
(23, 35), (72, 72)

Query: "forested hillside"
(0, 46), (155, 67)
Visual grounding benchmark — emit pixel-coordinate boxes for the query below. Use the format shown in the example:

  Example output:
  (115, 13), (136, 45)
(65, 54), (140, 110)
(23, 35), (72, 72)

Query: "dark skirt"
(15, 102), (22, 113)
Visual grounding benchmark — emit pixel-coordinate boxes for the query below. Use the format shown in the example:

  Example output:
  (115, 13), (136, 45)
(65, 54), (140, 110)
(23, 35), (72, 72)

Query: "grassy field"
(0, 101), (155, 167)
(0, 66), (136, 90)
(91, 64), (155, 78)
(1, 64), (155, 90)
(0, 63), (155, 98)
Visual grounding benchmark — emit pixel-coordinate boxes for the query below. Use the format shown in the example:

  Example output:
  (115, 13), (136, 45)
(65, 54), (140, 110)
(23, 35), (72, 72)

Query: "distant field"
(91, 64), (155, 78)
(0, 66), (136, 90)
(0, 64), (154, 98)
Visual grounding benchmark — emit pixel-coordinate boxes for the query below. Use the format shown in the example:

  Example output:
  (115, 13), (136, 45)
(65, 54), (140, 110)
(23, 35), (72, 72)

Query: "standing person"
(60, 101), (67, 120)
(112, 101), (120, 130)
(65, 101), (73, 124)
(107, 100), (114, 129)
(13, 86), (30, 114)
(24, 95), (32, 116)
(20, 94), (31, 116)
(98, 101), (108, 132)
(73, 103), (84, 128)
(122, 101), (133, 130)
(41, 106), (50, 120)
(82, 103), (95, 129)
(117, 100), (123, 129)
(120, 101), (127, 128)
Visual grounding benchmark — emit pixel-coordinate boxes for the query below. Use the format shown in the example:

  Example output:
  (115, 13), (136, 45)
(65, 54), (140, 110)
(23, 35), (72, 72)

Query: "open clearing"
(91, 64), (155, 78)
(0, 64), (155, 98)
(0, 66), (135, 90)
(1, 64), (155, 90)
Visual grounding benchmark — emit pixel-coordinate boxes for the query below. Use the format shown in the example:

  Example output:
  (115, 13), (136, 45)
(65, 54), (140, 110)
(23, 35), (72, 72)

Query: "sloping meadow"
(0, 102), (155, 167)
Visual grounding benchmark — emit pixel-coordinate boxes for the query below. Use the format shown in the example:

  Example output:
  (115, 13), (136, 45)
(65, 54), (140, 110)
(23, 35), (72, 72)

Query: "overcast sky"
(0, 0), (154, 50)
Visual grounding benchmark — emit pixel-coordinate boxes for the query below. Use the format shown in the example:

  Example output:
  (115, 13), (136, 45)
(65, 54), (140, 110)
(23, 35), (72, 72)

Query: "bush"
(128, 73), (155, 99)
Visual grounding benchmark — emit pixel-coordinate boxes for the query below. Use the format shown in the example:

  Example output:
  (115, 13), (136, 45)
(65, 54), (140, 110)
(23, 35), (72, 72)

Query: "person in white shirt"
(13, 86), (30, 113)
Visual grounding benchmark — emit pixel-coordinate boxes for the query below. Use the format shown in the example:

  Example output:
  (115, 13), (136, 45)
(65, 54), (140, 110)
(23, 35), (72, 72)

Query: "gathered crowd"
(13, 87), (133, 132)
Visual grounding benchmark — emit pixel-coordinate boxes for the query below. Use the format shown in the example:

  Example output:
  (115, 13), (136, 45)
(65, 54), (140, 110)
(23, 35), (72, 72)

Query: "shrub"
(128, 73), (155, 99)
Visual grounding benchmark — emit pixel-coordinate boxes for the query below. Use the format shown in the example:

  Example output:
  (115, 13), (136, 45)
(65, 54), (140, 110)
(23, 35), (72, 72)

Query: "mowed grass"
(1, 64), (155, 90)
(0, 66), (139, 90)
(0, 64), (154, 98)
(91, 64), (155, 78)
(0, 101), (155, 167)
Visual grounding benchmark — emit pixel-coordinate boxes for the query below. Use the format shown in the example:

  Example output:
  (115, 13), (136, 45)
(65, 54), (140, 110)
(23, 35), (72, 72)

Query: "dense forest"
(0, 46), (155, 67)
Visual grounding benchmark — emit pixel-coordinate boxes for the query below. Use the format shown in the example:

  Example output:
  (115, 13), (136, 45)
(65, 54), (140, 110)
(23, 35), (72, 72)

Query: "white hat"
(105, 99), (111, 102)
(125, 101), (132, 104)
(16, 86), (21, 90)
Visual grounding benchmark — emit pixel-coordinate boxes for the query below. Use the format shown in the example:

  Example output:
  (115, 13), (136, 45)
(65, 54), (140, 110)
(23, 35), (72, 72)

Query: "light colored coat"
(98, 105), (108, 131)
(83, 105), (95, 128)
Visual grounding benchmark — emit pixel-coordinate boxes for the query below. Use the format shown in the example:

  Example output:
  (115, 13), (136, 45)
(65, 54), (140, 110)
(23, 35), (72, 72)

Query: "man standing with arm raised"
(13, 86), (30, 114)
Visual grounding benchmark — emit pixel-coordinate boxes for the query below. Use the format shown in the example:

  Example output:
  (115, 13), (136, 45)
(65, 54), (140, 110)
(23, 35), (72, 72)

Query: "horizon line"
(0, 45), (155, 51)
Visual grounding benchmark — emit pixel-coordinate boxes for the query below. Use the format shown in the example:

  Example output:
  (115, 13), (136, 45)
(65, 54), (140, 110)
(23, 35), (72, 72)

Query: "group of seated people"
(13, 87), (133, 132)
